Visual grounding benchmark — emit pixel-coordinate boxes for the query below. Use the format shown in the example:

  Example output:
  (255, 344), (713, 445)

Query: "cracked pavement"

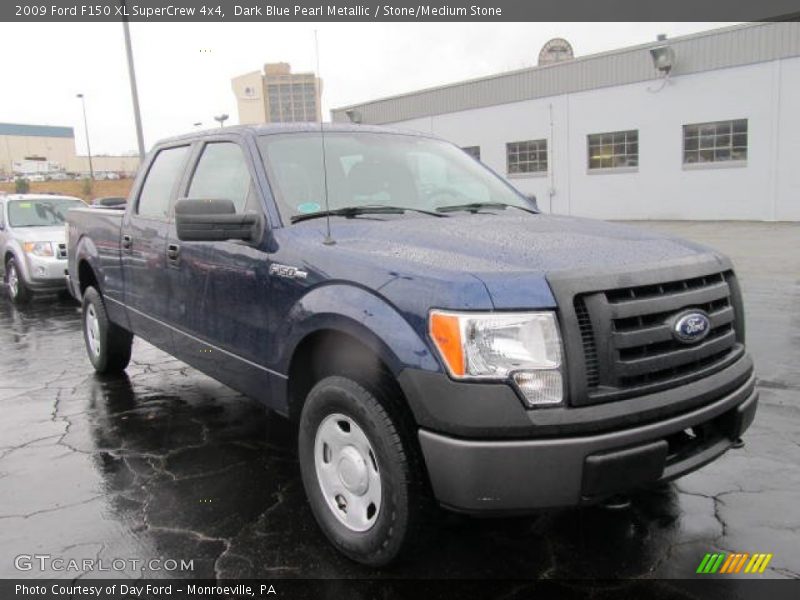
(0, 222), (797, 582)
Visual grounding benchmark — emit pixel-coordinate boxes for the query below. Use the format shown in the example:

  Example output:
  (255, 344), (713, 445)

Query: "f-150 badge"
(269, 263), (308, 280)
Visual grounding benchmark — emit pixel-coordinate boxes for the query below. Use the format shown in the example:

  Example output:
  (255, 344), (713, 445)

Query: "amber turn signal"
(429, 311), (465, 377)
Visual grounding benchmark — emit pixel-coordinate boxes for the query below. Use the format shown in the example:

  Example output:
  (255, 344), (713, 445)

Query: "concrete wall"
(0, 134), (75, 174)
(775, 57), (800, 221)
(390, 56), (800, 221)
(0, 133), (139, 177)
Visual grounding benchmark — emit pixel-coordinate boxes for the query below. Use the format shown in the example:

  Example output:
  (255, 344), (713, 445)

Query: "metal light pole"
(76, 93), (94, 180)
(121, 0), (146, 159)
(214, 114), (229, 128)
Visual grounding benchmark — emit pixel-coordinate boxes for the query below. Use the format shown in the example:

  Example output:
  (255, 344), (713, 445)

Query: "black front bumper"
(409, 365), (757, 513)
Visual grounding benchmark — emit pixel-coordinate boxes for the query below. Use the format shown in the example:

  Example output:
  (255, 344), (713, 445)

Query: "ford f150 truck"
(66, 124), (757, 566)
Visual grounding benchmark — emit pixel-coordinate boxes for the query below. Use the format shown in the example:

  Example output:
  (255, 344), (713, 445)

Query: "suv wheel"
(82, 286), (133, 374)
(298, 375), (427, 566)
(6, 258), (31, 304)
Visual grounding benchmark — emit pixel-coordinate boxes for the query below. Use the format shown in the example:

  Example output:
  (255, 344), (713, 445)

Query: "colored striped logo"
(696, 552), (773, 574)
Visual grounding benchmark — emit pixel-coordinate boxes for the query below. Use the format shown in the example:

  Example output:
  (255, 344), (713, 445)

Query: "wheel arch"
(4, 246), (29, 284)
(287, 325), (405, 423)
(74, 235), (102, 295)
(77, 258), (100, 295)
(279, 283), (440, 421)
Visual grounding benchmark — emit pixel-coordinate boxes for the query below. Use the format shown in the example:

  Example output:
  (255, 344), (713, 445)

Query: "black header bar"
(4, 0), (800, 22)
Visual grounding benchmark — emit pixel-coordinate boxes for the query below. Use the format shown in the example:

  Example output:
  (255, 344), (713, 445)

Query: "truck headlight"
(22, 242), (54, 257)
(429, 310), (564, 407)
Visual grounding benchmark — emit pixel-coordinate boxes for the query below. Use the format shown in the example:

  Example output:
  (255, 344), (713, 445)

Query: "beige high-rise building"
(232, 63), (322, 124)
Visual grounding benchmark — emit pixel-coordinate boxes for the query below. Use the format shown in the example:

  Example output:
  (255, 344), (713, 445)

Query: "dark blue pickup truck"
(66, 124), (757, 566)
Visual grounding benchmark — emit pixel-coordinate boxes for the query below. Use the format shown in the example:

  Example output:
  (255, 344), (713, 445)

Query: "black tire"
(58, 289), (78, 304)
(5, 257), (31, 304)
(298, 375), (429, 567)
(81, 286), (133, 374)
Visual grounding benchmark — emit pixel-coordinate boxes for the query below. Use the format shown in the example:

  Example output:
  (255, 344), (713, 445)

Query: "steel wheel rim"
(7, 264), (18, 298)
(314, 413), (382, 532)
(85, 303), (101, 358)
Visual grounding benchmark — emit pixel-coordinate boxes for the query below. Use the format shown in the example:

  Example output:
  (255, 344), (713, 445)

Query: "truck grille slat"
(608, 281), (730, 319)
(616, 326), (736, 375)
(612, 304), (735, 349)
(573, 270), (742, 404)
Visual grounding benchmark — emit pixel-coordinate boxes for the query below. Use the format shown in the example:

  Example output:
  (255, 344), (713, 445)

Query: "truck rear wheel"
(298, 375), (427, 566)
(82, 286), (133, 374)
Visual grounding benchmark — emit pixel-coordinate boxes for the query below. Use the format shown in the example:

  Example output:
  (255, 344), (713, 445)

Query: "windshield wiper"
(436, 202), (537, 215)
(290, 204), (447, 223)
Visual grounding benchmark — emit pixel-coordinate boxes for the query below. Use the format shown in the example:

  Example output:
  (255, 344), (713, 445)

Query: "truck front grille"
(572, 271), (743, 405)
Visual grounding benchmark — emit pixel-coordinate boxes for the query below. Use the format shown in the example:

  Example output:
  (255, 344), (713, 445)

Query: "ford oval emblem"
(672, 310), (711, 344)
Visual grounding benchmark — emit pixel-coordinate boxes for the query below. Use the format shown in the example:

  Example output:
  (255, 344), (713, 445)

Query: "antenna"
(314, 30), (335, 246)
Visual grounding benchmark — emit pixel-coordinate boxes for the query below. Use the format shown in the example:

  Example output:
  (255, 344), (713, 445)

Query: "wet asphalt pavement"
(0, 221), (798, 584)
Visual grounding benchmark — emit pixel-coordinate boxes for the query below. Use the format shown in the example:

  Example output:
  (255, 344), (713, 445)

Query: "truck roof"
(157, 122), (435, 146)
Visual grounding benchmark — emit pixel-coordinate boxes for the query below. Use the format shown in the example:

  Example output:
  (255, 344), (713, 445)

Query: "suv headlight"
(22, 242), (54, 257)
(429, 310), (564, 407)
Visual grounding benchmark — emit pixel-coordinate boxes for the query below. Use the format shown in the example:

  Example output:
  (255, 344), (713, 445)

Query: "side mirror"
(525, 194), (539, 211)
(174, 198), (258, 242)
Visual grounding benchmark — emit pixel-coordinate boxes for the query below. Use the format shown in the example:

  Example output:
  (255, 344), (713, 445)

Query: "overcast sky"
(0, 22), (733, 155)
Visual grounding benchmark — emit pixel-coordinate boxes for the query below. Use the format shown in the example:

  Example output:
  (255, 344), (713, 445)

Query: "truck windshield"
(257, 132), (534, 223)
(8, 198), (83, 227)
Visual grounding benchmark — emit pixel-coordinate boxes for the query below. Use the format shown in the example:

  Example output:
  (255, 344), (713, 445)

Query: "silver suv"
(0, 194), (84, 303)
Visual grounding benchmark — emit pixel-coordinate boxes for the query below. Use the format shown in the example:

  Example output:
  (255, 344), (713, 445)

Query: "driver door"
(165, 137), (273, 397)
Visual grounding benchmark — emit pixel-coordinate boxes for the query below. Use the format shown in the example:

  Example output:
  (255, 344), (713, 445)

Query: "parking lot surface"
(0, 222), (798, 584)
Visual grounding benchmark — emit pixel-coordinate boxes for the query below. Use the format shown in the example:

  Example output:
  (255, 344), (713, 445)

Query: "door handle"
(167, 243), (180, 261)
(122, 234), (132, 250)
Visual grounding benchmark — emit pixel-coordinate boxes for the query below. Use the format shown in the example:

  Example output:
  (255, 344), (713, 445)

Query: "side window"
(188, 142), (256, 213)
(137, 146), (189, 219)
(0, 202), (5, 228)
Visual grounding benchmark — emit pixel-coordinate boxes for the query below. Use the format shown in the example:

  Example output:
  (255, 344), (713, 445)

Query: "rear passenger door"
(165, 138), (273, 397)
(121, 144), (190, 352)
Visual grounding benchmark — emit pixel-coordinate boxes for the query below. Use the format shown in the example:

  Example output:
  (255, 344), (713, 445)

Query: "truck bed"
(66, 206), (125, 301)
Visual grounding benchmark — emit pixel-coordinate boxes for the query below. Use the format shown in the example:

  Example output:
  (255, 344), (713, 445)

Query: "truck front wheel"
(82, 286), (133, 374)
(298, 375), (427, 566)
(6, 258), (31, 304)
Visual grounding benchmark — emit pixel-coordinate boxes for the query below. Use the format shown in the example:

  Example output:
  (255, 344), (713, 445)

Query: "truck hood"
(295, 212), (724, 309)
(8, 225), (66, 244)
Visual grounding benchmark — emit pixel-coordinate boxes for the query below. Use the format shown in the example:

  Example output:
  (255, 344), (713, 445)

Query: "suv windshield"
(257, 132), (534, 222)
(8, 198), (83, 227)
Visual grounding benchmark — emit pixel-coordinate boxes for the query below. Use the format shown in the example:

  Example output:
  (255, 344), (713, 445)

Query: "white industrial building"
(332, 22), (800, 221)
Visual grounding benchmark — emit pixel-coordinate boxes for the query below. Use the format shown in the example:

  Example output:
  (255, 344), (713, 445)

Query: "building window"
(507, 139), (547, 174)
(683, 119), (747, 165)
(587, 130), (638, 170)
(462, 146), (480, 160)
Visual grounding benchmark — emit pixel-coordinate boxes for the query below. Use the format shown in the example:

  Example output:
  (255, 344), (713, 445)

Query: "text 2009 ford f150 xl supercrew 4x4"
(66, 124), (757, 566)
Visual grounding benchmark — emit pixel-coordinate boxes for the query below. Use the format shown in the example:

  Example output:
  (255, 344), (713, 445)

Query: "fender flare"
(277, 283), (441, 377)
(73, 234), (103, 293)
